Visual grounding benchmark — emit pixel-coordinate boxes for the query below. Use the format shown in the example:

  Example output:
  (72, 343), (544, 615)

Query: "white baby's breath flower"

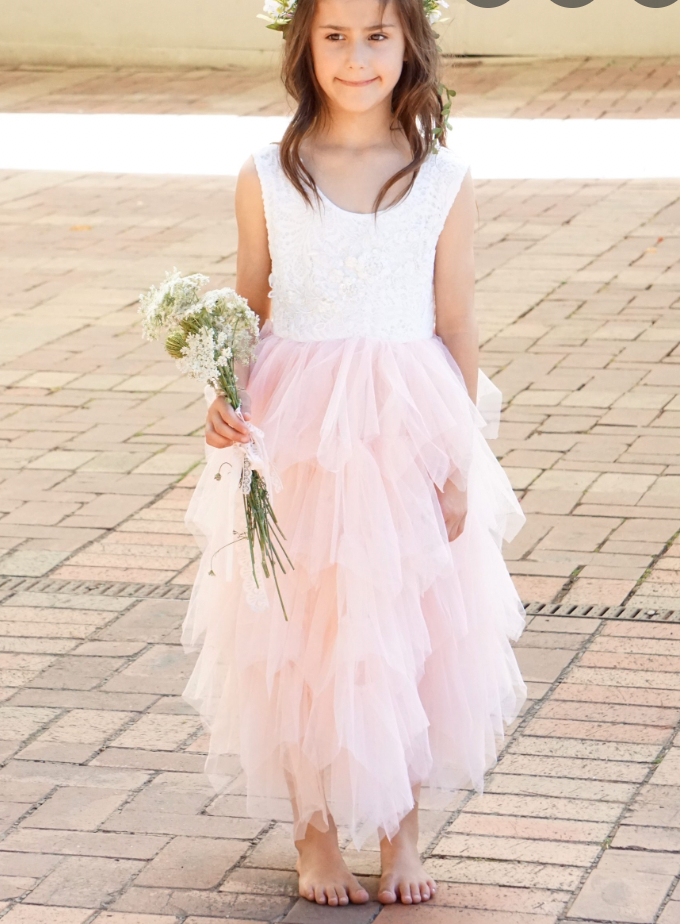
(208, 289), (260, 365)
(138, 267), (209, 340)
(176, 327), (222, 386)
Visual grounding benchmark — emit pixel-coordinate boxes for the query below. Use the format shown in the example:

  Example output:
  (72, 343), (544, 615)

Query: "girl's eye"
(324, 32), (388, 42)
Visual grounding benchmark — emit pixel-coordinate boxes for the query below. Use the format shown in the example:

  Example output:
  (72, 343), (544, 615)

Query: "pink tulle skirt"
(182, 321), (527, 849)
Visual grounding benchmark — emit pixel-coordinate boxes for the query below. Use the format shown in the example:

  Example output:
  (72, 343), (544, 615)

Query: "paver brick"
(0, 908), (95, 924)
(1, 829), (169, 860)
(612, 825), (680, 852)
(659, 901), (680, 924)
(423, 857), (583, 891)
(95, 914), (179, 924)
(21, 786), (129, 831)
(525, 717), (672, 745)
(102, 645), (193, 695)
(551, 681), (680, 708)
(108, 885), (291, 919)
(536, 698), (679, 726)
(568, 849), (680, 923)
(135, 836), (248, 888)
(484, 773), (636, 803)
(450, 813), (610, 843)
(462, 791), (624, 823)
(508, 736), (660, 763)
(101, 808), (265, 840)
(622, 785), (680, 828)
(111, 714), (200, 751)
(24, 855), (144, 908)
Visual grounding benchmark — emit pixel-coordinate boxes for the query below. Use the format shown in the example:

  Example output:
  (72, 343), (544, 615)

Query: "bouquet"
(138, 268), (292, 619)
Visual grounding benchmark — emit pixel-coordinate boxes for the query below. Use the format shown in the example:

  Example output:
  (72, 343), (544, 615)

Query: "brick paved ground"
(0, 57), (679, 923)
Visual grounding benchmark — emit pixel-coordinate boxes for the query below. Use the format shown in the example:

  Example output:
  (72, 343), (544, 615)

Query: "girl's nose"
(345, 40), (371, 70)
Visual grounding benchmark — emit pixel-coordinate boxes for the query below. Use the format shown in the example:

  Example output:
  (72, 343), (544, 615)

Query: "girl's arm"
(434, 170), (479, 404)
(235, 156), (272, 333)
(206, 157), (271, 449)
(432, 170), (479, 541)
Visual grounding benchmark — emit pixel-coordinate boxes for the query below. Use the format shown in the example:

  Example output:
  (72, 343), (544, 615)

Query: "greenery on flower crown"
(260, 0), (449, 32)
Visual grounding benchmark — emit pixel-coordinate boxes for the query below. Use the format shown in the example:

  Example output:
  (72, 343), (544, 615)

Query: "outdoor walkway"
(0, 57), (679, 924)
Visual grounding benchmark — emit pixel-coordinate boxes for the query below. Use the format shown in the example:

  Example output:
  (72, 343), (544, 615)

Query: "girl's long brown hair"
(278, 0), (447, 216)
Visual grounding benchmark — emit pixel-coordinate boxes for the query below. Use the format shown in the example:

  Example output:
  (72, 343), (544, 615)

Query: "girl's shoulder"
(429, 143), (471, 181)
(250, 142), (281, 173)
(425, 145), (472, 224)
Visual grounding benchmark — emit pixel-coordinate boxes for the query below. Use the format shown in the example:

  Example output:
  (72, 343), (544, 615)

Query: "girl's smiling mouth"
(335, 77), (380, 87)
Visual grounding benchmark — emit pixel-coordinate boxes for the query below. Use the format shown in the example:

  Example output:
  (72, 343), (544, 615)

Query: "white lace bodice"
(253, 143), (470, 342)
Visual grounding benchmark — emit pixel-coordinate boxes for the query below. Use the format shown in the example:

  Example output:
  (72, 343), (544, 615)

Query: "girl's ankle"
(380, 829), (419, 854)
(295, 825), (341, 856)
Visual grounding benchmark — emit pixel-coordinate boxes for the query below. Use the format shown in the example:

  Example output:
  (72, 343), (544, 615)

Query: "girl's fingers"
(205, 423), (233, 449)
(447, 514), (466, 542)
(215, 399), (250, 435)
(221, 412), (249, 436)
(210, 413), (250, 444)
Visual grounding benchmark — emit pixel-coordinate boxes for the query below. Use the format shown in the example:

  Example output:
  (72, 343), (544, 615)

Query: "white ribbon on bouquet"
(185, 386), (282, 609)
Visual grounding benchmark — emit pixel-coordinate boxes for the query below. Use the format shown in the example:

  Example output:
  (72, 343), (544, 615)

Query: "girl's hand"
(436, 480), (468, 543)
(205, 394), (252, 449)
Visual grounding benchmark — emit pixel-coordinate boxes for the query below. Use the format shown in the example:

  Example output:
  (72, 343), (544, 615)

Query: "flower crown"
(260, 0), (449, 32)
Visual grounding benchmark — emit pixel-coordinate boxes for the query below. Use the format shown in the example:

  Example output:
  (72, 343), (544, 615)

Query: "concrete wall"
(1, 0), (679, 67)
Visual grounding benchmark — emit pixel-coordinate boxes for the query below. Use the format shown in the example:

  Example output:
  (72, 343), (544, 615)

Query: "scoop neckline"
(303, 151), (434, 218)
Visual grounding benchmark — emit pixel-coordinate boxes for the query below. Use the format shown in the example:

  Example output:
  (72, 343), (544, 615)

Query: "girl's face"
(310, 0), (406, 117)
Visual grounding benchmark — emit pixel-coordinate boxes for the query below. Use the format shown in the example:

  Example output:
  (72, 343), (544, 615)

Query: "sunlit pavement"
(0, 57), (680, 923)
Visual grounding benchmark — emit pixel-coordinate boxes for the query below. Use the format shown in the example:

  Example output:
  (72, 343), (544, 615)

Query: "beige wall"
(1, 0), (679, 67)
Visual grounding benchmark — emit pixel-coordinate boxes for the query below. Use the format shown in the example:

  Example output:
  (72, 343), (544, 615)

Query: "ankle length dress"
(182, 142), (527, 850)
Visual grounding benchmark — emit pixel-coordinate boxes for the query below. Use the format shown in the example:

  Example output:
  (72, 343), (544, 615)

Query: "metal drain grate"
(0, 576), (192, 601)
(0, 576), (677, 620)
(524, 601), (680, 623)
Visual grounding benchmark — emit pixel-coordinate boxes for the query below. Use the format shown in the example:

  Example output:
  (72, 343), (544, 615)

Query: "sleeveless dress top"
(181, 142), (528, 850)
(256, 142), (469, 342)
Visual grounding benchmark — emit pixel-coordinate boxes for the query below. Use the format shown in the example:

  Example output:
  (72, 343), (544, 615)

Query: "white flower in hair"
(426, 0), (449, 23)
(261, 0), (449, 31)
(423, 0), (449, 24)
(259, 0), (297, 30)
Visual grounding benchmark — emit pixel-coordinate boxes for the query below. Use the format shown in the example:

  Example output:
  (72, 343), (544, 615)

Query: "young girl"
(182, 0), (527, 907)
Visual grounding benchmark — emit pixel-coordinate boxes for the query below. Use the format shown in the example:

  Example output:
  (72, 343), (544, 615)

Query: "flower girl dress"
(182, 142), (527, 849)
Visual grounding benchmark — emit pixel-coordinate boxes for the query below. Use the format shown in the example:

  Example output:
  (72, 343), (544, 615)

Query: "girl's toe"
(378, 881), (397, 904)
(314, 886), (327, 904)
(399, 883), (413, 904)
(410, 883), (422, 903)
(327, 887), (339, 906)
(351, 885), (370, 904)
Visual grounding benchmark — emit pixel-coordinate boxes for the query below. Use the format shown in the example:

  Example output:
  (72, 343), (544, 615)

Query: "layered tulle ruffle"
(182, 323), (527, 849)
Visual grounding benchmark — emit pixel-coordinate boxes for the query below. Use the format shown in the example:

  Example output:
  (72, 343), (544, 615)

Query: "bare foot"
(295, 820), (370, 906)
(378, 804), (436, 904)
